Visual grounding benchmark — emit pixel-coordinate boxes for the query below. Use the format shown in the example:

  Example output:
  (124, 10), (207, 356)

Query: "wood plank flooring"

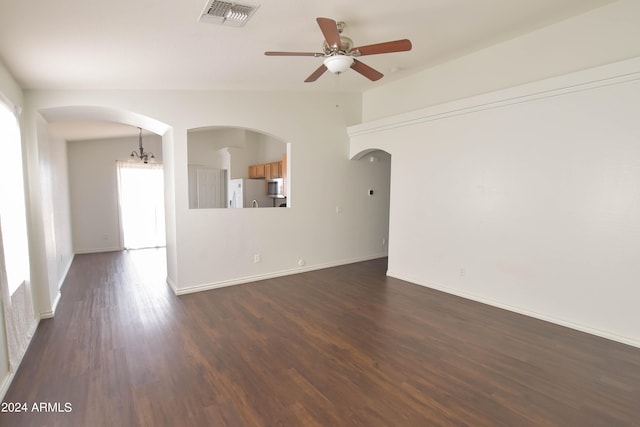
(1, 249), (639, 426)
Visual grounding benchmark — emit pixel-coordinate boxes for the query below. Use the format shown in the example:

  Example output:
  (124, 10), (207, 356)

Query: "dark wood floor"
(2, 250), (639, 426)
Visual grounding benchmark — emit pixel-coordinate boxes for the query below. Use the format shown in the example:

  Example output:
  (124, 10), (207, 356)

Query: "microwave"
(267, 178), (284, 198)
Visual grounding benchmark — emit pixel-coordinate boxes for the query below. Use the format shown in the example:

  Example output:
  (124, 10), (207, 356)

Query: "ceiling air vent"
(199, 0), (259, 27)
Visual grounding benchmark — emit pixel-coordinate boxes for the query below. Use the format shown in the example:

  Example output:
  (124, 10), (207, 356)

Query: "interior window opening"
(187, 127), (289, 209)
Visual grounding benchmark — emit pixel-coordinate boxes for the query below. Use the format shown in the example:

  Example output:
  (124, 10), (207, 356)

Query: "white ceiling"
(0, 0), (614, 139)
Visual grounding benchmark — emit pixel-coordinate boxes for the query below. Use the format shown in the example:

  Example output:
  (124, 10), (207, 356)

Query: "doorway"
(117, 161), (166, 249)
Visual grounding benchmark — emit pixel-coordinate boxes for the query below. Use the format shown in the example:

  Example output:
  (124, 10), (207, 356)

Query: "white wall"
(25, 90), (390, 295)
(350, 0), (640, 347)
(363, 0), (640, 121)
(35, 117), (74, 315)
(257, 132), (287, 165)
(0, 61), (22, 108)
(67, 134), (163, 253)
(350, 57), (640, 347)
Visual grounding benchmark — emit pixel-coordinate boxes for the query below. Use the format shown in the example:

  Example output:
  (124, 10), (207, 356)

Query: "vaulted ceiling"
(0, 0), (614, 93)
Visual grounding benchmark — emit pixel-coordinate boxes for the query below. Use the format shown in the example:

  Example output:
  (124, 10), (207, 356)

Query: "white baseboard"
(74, 246), (124, 254)
(40, 291), (61, 319)
(166, 276), (178, 294)
(172, 254), (387, 296)
(0, 370), (15, 401)
(387, 270), (640, 349)
(39, 254), (74, 319)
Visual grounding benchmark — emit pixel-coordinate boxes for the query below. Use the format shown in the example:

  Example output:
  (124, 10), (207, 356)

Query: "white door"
(196, 167), (227, 208)
(117, 161), (166, 249)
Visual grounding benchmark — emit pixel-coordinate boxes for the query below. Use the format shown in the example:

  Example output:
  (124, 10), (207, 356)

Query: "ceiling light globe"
(323, 55), (354, 74)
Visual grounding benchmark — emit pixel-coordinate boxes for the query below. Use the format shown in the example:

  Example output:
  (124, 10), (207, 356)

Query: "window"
(0, 101), (30, 295)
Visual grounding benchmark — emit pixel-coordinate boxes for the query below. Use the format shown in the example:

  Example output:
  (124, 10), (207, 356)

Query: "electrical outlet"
(254, 254), (261, 263)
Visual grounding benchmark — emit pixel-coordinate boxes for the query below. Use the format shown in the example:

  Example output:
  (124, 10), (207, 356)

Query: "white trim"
(387, 270), (640, 350)
(166, 276), (178, 294)
(172, 254), (387, 296)
(39, 254), (73, 319)
(74, 246), (124, 254)
(348, 56), (640, 143)
(0, 370), (15, 401)
(40, 291), (61, 319)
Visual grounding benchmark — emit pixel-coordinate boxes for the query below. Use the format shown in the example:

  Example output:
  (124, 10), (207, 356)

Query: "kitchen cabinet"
(249, 161), (283, 180)
(248, 163), (265, 179)
(247, 155), (287, 201)
(265, 161), (281, 180)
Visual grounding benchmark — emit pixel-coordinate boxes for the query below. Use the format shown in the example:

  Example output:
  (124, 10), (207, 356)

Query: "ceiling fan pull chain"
(335, 73), (340, 108)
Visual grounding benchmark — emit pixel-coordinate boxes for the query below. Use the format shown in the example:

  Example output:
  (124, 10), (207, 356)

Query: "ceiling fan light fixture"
(323, 55), (354, 74)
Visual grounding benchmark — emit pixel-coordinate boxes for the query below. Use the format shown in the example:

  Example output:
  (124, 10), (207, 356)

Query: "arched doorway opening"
(36, 105), (176, 296)
(351, 148), (392, 258)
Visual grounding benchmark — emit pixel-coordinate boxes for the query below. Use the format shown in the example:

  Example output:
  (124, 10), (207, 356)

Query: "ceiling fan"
(265, 17), (412, 83)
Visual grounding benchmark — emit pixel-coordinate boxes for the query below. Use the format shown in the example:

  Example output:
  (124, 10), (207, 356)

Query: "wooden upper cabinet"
(249, 160), (283, 180)
(270, 161), (281, 179)
(253, 161), (283, 180)
(248, 164), (266, 179)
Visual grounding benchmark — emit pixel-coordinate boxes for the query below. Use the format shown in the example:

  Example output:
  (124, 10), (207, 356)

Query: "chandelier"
(130, 127), (155, 164)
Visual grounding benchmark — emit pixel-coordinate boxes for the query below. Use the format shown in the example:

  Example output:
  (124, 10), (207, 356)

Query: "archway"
(36, 105), (176, 293)
(350, 148), (393, 258)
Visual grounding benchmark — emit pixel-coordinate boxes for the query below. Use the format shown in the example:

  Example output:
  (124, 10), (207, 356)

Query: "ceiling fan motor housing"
(322, 36), (353, 55)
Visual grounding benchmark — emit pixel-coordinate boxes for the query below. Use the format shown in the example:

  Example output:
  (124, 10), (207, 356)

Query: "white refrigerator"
(228, 179), (271, 208)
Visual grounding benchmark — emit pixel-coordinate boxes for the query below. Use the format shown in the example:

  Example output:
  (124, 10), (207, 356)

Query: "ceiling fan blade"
(304, 64), (328, 82)
(265, 51), (321, 57)
(351, 59), (383, 81)
(317, 17), (342, 50)
(350, 39), (412, 56)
